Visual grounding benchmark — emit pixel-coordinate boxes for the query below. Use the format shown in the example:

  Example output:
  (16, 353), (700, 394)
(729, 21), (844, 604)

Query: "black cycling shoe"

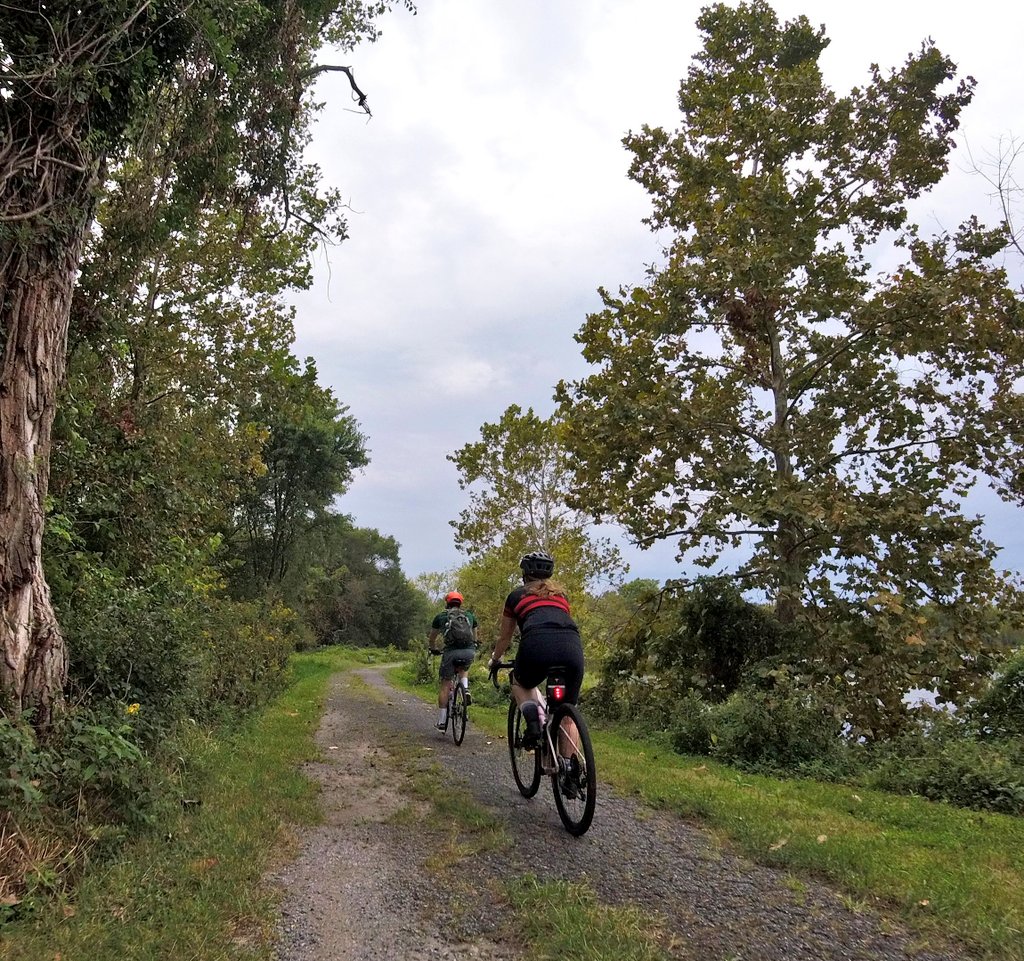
(463, 689), (472, 706)
(520, 727), (540, 750)
(519, 703), (541, 749)
(559, 756), (582, 799)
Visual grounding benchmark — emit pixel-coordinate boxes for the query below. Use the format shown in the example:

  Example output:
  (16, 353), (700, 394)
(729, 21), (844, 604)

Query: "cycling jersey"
(503, 586), (578, 634)
(503, 586), (584, 703)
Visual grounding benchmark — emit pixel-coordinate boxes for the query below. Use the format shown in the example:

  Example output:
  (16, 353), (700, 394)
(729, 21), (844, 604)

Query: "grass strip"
(507, 875), (673, 961)
(389, 661), (1024, 961)
(0, 646), (370, 961)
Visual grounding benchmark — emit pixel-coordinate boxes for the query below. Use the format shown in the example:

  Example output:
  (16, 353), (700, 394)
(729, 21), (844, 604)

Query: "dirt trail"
(271, 666), (972, 961)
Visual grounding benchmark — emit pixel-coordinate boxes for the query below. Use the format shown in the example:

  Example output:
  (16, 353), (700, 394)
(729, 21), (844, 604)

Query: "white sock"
(437, 707), (448, 725)
(460, 677), (469, 690)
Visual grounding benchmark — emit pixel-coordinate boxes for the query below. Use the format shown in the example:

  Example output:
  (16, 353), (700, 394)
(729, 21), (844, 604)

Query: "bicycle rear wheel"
(507, 700), (541, 797)
(550, 702), (596, 836)
(451, 684), (467, 746)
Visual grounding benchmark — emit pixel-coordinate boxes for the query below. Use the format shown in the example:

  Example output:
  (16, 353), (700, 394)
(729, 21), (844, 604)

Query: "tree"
(448, 405), (626, 645)
(232, 361), (368, 592)
(449, 405), (625, 586)
(1, 0), (399, 722)
(557, 1), (1024, 733)
(300, 517), (430, 647)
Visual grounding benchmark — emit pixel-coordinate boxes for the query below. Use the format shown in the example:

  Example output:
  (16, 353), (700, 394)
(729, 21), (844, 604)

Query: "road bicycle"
(490, 660), (596, 836)
(430, 651), (472, 746)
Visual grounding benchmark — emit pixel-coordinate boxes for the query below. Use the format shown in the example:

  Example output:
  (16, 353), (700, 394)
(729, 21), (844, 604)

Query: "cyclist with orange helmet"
(428, 591), (479, 730)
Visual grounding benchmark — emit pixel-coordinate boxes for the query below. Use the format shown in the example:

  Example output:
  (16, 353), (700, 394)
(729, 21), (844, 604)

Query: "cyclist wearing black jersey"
(487, 550), (585, 748)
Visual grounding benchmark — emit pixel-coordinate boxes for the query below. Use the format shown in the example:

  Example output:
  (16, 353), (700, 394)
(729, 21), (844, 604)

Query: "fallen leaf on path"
(328, 746), (338, 750)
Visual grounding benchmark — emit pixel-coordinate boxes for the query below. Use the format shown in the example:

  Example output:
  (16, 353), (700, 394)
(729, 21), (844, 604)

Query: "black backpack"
(443, 608), (475, 647)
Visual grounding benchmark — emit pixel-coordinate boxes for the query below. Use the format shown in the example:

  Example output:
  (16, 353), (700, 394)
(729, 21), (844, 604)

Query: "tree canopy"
(557, 0), (1024, 732)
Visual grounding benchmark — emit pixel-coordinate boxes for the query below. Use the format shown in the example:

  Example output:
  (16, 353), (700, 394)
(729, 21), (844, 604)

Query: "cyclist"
(428, 591), (479, 730)
(487, 551), (585, 762)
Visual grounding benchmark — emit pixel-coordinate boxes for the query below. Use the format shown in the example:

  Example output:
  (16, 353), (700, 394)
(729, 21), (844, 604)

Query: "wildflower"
(126, 702), (141, 715)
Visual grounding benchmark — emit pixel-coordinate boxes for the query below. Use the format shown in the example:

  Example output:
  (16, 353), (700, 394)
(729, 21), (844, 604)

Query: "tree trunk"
(1, 181), (94, 726)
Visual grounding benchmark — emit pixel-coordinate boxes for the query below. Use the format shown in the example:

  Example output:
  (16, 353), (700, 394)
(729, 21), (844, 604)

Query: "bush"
(863, 711), (1024, 815)
(706, 686), (846, 772)
(669, 695), (714, 755)
(590, 577), (809, 736)
(969, 646), (1024, 740)
(63, 567), (297, 736)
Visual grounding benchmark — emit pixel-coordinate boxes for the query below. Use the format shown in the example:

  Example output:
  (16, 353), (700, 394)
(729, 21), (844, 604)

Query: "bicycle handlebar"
(489, 660), (515, 688)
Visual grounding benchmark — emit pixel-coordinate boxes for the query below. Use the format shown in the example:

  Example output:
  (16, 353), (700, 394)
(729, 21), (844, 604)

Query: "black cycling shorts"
(513, 629), (585, 704)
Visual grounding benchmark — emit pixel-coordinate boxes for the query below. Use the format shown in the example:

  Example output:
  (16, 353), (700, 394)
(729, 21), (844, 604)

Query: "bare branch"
(300, 64), (371, 117)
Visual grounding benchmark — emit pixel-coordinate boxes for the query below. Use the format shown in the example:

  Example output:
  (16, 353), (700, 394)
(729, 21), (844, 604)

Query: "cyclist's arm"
(490, 613), (516, 662)
(427, 627), (440, 651)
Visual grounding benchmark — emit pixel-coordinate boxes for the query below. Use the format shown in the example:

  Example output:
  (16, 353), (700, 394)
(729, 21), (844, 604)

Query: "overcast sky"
(289, 0), (1024, 584)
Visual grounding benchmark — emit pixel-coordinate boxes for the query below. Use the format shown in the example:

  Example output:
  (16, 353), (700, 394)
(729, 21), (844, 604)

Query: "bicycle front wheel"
(451, 684), (467, 746)
(507, 700), (541, 797)
(550, 702), (596, 836)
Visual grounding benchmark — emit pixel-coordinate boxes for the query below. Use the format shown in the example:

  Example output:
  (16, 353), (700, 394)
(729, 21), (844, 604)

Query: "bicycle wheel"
(507, 700), (541, 797)
(550, 702), (597, 836)
(451, 684), (467, 746)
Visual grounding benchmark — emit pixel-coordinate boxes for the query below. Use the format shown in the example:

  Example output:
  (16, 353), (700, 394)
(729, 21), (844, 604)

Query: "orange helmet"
(444, 591), (464, 606)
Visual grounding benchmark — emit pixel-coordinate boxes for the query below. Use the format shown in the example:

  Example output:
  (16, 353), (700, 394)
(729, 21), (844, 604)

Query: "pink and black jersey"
(503, 586), (578, 634)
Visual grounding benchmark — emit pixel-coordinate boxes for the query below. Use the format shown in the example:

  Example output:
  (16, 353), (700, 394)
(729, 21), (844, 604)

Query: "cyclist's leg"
(437, 651), (457, 727)
(555, 645), (585, 758)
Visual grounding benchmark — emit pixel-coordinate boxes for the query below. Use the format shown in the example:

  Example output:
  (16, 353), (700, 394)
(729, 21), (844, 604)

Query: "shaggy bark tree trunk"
(1, 161), (96, 727)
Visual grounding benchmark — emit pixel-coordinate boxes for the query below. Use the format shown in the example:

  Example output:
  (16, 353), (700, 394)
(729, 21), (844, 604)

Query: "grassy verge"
(389, 660), (1024, 960)
(0, 646), (376, 961)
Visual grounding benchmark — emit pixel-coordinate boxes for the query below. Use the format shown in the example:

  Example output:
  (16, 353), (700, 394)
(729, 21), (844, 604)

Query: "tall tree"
(1, 0), (398, 722)
(232, 361), (368, 591)
(300, 517), (429, 647)
(449, 405), (624, 590)
(449, 405), (625, 637)
(557, 2), (1024, 731)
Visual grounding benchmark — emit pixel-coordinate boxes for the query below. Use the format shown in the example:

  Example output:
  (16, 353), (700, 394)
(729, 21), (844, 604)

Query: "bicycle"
(489, 660), (596, 836)
(430, 650), (472, 746)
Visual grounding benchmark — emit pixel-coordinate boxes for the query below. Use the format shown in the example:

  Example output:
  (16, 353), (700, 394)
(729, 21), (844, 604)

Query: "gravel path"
(271, 666), (973, 961)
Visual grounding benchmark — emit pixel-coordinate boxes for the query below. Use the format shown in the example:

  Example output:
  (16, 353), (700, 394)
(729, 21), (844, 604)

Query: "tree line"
(1, 0), (426, 911)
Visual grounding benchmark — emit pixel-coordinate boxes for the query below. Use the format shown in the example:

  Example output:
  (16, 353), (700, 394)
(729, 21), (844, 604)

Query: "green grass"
(390, 660), (1024, 960)
(506, 876), (674, 961)
(0, 646), (368, 961)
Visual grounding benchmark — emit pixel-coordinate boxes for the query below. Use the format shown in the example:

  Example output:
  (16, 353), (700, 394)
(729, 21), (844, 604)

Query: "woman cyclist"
(487, 550), (584, 751)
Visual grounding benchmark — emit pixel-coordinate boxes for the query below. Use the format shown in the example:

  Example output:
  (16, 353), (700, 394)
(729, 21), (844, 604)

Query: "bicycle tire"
(507, 700), (541, 797)
(549, 702), (597, 836)
(451, 684), (467, 746)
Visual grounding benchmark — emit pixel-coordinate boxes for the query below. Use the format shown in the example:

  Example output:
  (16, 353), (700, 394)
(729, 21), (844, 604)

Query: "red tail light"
(551, 685), (565, 701)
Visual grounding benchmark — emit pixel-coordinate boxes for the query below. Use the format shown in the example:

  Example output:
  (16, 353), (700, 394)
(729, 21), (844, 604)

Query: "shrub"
(669, 695), (714, 755)
(704, 685), (846, 773)
(863, 711), (1024, 815)
(969, 646), (1024, 740)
